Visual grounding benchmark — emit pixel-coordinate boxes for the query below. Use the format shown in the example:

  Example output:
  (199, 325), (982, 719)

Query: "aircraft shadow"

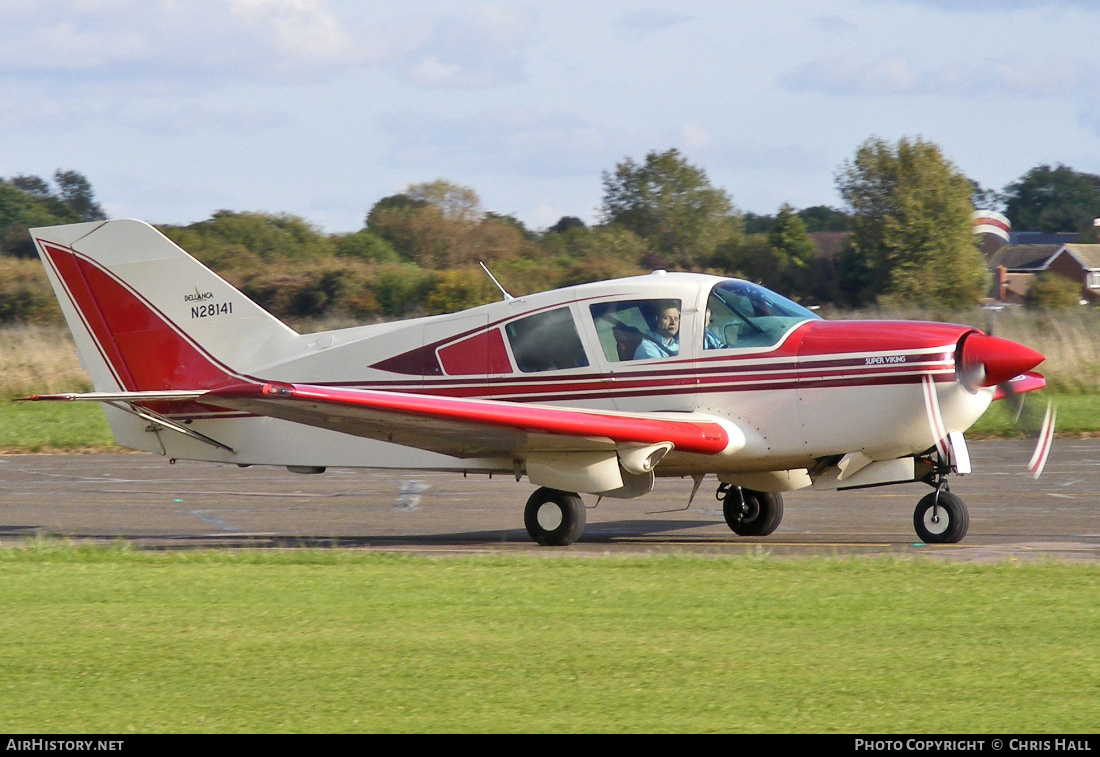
(0, 518), (737, 550)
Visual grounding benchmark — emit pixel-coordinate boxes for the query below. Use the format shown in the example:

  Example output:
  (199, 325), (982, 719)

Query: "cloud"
(674, 124), (828, 174)
(380, 4), (536, 89)
(0, 1), (535, 90)
(0, 0), (359, 84)
(377, 108), (829, 191)
(868, 0), (1098, 10)
(120, 102), (291, 136)
(782, 51), (1094, 98)
(811, 15), (858, 33)
(378, 108), (613, 177)
(613, 9), (695, 33)
(1076, 94), (1100, 138)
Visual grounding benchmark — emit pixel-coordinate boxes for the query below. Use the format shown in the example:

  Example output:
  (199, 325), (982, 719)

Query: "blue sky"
(2, 0), (1099, 233)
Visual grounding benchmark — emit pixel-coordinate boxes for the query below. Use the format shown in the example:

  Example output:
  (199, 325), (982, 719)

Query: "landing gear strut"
(717, 485), (784, 536)
(524, 487), (586, 546)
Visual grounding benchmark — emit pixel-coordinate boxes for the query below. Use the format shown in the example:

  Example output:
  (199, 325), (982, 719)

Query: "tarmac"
(0, 439), (1097, 561)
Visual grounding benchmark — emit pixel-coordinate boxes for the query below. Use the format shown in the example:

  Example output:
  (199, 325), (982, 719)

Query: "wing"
(201, 382), (733, 458)
(23, 382), (741, 495)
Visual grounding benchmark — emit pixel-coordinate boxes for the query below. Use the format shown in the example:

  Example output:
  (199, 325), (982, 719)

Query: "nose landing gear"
(913, 477), (969, 544)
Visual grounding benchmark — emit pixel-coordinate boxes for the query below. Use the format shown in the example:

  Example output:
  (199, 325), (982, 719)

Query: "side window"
(589, 299), (682, 362)
(504, 307), (589, 372)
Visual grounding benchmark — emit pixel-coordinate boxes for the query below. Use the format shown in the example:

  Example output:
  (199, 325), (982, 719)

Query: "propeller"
(948, 332), (1054, 478)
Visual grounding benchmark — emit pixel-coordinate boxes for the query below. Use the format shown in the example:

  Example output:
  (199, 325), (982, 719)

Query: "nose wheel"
(913, 489), (969, 544)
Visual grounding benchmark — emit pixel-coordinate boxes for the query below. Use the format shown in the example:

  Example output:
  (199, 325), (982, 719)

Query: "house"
(1045, 244), (1100, 302)
(987, 245), (1058, 303)
(986, 243), (1100, 304)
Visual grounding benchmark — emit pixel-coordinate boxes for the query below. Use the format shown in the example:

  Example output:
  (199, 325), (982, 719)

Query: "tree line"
(2, 138), (1098, 325)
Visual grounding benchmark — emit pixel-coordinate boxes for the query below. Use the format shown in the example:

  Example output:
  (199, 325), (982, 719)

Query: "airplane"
(22, 219), (1054, 547)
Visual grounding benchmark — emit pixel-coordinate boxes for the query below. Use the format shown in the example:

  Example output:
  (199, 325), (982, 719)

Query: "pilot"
(703, 307), (725, 350)
(634, 301), (680, 359)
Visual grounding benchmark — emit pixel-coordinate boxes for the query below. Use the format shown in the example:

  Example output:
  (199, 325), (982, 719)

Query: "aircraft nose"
(958, 333), (1045, 389)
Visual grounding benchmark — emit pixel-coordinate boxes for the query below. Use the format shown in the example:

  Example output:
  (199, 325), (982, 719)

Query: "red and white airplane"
(25, 219), (1053, 546)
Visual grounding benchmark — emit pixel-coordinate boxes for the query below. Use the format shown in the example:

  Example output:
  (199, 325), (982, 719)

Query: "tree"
(404, 180), (482, 223)
(333, 229), (401, 263)
(164, 211), (333, 266)
(768, 203), (817, 297)
(1003, 164), (1100, 234)
(9, 175), (52, 199)
(1025, 272), (1081, 309)
(836, 136), (988, 308)
(741, 211), (775, 234)
(0, 174), (84, 257)
(365, 188), (536, 270)
(797, 205), (850, 232)
(546, 216), (585, 234)
(600, 148), (739, 268)
(710, 234), (775, 286)
(53, 170), (106, 222)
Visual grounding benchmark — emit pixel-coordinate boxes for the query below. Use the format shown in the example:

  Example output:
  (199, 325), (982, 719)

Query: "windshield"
(705, 280), (820, 350)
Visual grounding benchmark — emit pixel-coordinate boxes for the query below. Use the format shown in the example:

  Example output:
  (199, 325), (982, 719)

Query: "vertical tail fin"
(31, 219), (298, 392)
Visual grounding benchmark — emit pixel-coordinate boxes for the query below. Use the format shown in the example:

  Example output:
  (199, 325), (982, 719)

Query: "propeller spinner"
(957, 332), (1045, 391)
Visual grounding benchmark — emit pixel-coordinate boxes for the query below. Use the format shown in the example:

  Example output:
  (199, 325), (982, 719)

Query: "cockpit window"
(505, 306), (589, 372)
(589, 299), (683, 362)
(704, 281), (820, 350)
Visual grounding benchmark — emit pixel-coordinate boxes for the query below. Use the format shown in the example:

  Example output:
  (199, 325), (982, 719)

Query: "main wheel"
(913, 490), (969, 544)
(723, 489), (783, 537)
(524, 487), (586, 546)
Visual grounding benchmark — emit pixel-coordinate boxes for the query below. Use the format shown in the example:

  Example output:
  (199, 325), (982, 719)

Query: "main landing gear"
(524, 487), (586, 546)
(716, 484), (784, 537)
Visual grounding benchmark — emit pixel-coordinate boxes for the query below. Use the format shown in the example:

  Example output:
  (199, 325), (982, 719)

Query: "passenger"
(634, 301), (680, 359)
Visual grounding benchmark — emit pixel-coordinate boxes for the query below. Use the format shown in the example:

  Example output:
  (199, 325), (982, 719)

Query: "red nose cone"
(959, 333), (1045, 388)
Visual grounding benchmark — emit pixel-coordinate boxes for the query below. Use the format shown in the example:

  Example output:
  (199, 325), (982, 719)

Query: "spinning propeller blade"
(1027, 401), (1056, 479)
(921, 374), (951, 465)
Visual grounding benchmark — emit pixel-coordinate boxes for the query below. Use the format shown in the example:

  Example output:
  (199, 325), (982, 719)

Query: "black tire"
(524, 487), (586, 546)
(723, 489), (783, 537)
(913, 490), (969, 544)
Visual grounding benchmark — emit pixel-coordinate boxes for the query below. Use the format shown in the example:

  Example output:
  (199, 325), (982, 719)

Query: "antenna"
(479, 261), (513, 301)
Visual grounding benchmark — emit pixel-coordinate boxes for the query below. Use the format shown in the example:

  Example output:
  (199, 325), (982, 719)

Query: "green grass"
(970, 393), (1100, 437)
(0, 400), (115, 451)
(0, 545), (1095, 733)
(0, 393), (1096, 453)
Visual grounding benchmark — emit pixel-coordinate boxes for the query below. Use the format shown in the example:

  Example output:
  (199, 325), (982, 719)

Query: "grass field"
(0, 545), (1095, 734)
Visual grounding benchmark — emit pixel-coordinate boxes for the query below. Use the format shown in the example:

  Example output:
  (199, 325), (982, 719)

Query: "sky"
(2, 0), (1099, 234)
